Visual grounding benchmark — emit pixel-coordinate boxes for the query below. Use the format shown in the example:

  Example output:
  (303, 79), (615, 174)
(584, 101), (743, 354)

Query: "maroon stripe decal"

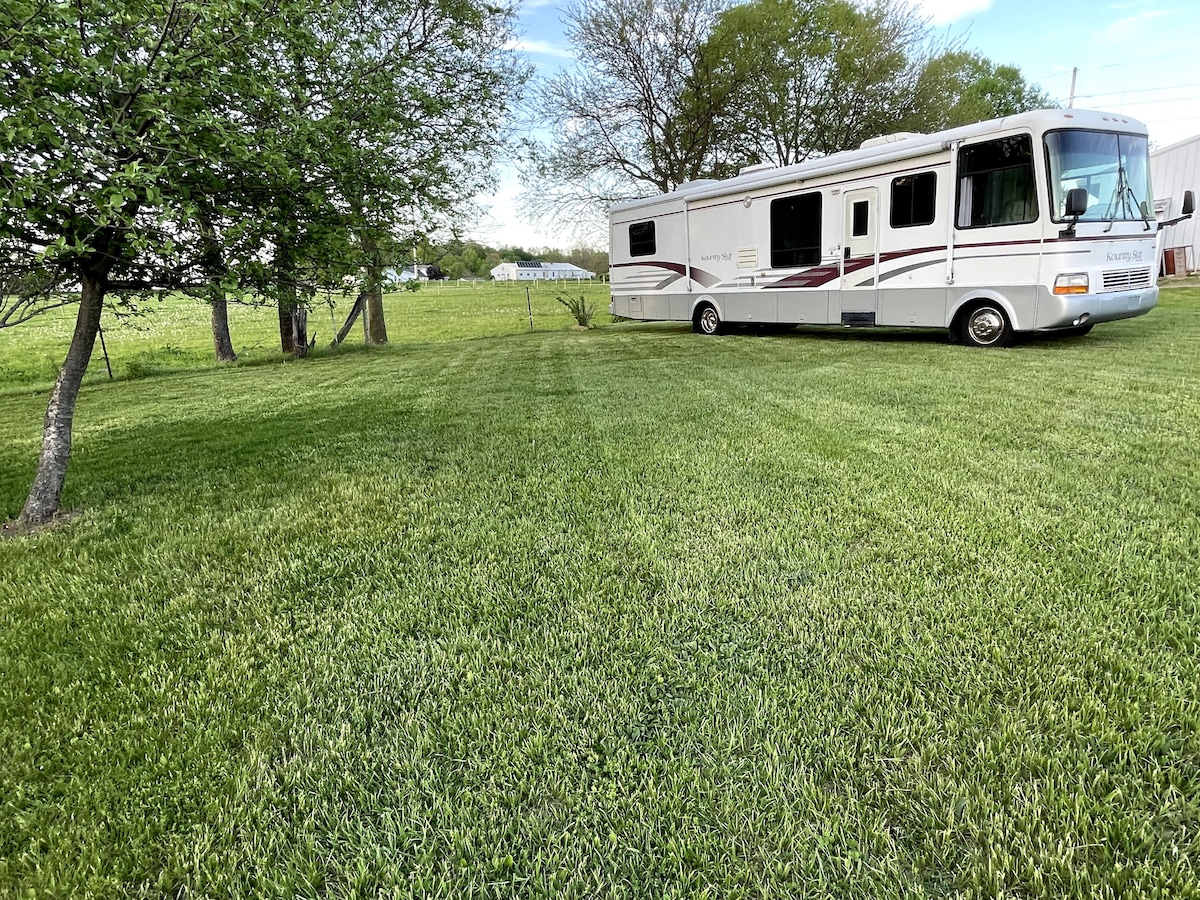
(767, 266), (840, 288)
(612, 261), (719, 287)
(618, 233), (1155, 293)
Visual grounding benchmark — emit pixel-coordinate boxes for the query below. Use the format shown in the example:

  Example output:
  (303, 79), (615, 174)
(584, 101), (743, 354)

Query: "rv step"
(841, 312), (876, 326)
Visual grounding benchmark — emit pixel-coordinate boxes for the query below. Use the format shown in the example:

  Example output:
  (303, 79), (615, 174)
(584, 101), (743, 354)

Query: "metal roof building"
(490, 261), (595, 281)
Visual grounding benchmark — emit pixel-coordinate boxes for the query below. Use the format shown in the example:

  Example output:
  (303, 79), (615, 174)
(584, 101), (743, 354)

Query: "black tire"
(693, 303), (722, 335)
(960, 302), (1013, 348)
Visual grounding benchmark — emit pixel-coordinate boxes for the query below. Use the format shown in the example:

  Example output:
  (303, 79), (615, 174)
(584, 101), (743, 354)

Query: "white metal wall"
(1152, 134), (1200, 273)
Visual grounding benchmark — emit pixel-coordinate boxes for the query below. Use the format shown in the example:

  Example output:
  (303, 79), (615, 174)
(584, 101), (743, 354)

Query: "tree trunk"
(291, 305), (309, 358)
(334, 293), (365, 346)
(198, 209), (237, 362)
(364, 289), (387, 344)
(275, 238), (304, 356)
(18, 266), (108, 527)
(210, 294), (237, 362)
(277, 297), (296, 355)
(361, 234), (388, 345)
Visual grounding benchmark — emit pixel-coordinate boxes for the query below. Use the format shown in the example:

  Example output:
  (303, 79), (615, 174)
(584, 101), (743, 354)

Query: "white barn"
(1152, 134), (1200, 275)
(490, 261), (595, 281)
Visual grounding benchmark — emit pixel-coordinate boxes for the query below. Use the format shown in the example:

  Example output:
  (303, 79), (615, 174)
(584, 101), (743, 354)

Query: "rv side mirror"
(1184, 190), (1196, 216)
(1065, 187), (1089, 218)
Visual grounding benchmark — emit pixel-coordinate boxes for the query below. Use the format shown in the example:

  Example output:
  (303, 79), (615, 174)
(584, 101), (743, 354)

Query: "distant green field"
(1, 284), (1198, 897)
(0, 280), (613, 390)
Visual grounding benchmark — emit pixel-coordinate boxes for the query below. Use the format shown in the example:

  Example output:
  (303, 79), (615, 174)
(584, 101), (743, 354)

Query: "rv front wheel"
(694, 304), (722, 335)
(961, 303), (1013, 348)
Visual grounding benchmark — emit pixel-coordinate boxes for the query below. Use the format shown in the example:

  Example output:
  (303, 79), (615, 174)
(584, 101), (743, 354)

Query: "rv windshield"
(1044, 130), (1153, 223)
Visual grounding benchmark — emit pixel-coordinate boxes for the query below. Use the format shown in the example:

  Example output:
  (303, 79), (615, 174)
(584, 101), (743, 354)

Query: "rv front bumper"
(1036, 285), (1158, 330)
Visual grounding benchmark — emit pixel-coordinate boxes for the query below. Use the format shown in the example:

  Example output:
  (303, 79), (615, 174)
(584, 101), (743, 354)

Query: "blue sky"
(469, 0), (1200, 249)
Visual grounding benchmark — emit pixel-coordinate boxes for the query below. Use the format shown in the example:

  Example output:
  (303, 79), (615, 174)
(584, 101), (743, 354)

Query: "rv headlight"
(1053, 273), (1089, 295)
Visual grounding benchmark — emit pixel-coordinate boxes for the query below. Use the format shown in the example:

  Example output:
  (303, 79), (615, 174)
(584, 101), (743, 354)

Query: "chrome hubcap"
(968, 308), (1004, 344)
(701, 309), (718, 333)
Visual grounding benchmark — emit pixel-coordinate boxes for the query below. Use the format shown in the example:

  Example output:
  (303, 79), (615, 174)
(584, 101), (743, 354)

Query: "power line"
(1075, 81), (1200, 101)
(1089, 96), (1200, 109)
(1032, 60), (1142, 80)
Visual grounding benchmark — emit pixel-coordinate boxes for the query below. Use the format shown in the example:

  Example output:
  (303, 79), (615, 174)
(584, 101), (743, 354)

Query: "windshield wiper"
(1105, 164), (1152, 232)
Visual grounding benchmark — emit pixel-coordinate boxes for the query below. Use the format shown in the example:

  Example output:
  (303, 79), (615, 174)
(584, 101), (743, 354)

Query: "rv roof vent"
(860, 131), (924, 149)
(738, 162), (776, 176)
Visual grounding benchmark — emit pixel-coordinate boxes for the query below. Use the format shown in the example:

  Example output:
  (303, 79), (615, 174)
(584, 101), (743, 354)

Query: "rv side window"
(770, 192), (822, 268)
(956, 135), (1037, 228)
(891, 171), (937, 227)
(629, 221), (656, 257)
(851, 201), (869, 237)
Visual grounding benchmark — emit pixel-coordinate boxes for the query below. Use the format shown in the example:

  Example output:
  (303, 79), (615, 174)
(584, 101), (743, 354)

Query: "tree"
(908, 51), (1056, 132)
(0, 0), (523, 527)
(702, 1), (1053, 164)
(699, 0), (944, 166)
(524, 0), (1052, 234)
(522, 0), (738, 237)
(298, 0), (525, 348)
(0, 0), (298, 527)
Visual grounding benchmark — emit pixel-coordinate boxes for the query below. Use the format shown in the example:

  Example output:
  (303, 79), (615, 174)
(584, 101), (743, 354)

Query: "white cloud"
(1097, 8), (1169, 44)
(912, 0), (993, 25)
(505, 38), (574, 59)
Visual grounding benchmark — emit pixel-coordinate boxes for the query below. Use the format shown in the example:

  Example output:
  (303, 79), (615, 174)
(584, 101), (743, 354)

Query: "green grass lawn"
(0, 280), (613, 388)
(1, 285), (1198, 897)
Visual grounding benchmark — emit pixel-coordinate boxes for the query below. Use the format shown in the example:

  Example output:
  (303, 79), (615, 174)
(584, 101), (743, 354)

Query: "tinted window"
(891, 171), (937, 227)
(852, 200), (869, 237)
(1044, 130), (1153, 222)
(771, 192), (822, 268)
(956, 135), (1037, 228)
(629, 221), (655, 257)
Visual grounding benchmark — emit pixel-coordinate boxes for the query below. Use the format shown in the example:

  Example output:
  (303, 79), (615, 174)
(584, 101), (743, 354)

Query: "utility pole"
(1068, 67), (1077, 108)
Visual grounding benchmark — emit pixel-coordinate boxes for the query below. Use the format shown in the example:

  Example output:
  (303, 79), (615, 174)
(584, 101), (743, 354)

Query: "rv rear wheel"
(961, 303), (1013, 348)
(694, 304), (722, 335)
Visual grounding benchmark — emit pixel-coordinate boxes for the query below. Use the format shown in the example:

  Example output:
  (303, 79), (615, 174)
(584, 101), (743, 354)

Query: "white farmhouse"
(490, 260), (595, 281)
(1152, 134), (1200, 275)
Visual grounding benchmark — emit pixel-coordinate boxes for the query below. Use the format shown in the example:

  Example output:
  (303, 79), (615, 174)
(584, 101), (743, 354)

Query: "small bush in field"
(557, 292), (595, 327)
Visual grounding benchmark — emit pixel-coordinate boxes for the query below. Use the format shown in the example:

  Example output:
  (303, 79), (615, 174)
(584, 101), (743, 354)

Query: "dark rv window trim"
(890, 170), (937, 228)
(954, 132), (1039, 230)
(629, 221), (656, 257)
(770, 191), (823, 269)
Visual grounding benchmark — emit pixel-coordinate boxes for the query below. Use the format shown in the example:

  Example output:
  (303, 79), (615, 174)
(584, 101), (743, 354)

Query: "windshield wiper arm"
(1106, 164), (1152, 232)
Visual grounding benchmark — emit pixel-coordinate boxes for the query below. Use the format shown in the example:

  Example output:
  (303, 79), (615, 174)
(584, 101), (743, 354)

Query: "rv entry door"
(840, 187), (879, 326)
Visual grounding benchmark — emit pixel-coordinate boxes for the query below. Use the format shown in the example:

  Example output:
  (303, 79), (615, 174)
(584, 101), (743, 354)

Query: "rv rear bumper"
(1035, 285), (1158, 330)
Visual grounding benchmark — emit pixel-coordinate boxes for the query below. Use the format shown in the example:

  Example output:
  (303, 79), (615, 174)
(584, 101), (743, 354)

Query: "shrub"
(556, 292), (595, 328)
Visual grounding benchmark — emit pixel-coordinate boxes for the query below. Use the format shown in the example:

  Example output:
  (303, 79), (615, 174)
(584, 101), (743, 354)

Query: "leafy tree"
(524, 0), (1051, 233)
(319, 0), (526, 346)
(909, 51), (1055, 131)
(565, 246), (608, 277)
(500, 246), (537, 263)
(700, 0), (939, 166)
(0, 0), (521, 528)
(522, 0), (737, 235)
(0, 0), (297, 527)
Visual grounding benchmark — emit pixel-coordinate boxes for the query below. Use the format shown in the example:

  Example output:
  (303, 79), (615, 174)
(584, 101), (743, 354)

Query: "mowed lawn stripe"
(1, 292), (1198, 896)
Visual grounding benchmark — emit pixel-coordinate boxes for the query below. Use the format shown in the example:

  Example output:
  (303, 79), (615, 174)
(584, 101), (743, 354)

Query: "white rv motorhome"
(609, 109), (1194, 346)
